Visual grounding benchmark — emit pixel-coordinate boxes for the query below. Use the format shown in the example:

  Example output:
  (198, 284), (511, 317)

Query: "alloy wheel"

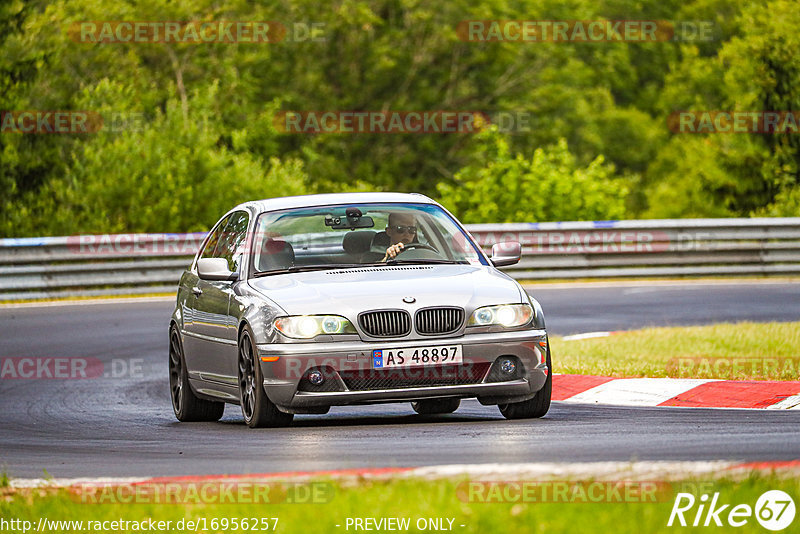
(238, 333), (256, 421)
(169, 330), (183, 413)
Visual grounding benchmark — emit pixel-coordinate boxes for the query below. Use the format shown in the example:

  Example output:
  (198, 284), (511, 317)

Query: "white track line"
(11, 476), (148, 488)
(522, 279), (800, 290)
(561, 331), (618, 341)
(9, 462), (746, 488)
(0, 296), (174, 308)
(767, 395), (800, 410)
(406, 461), (740, 481)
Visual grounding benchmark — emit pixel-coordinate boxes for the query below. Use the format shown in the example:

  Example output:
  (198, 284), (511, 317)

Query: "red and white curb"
(553, 374), (800, 410)
(9, 460), (800, 488)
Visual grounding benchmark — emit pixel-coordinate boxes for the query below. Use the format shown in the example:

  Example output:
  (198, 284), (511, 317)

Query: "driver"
(382, 213), (418, 261)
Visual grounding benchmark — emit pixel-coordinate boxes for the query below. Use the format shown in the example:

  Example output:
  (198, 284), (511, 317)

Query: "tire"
(498, 339), (552, 420)
(238, 326), (294, 428)
(169, 325), (225, 422)
(411, 397), (461, 415)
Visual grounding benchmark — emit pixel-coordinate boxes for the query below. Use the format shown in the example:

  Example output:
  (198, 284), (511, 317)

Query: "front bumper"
(256, 328), (549, 410)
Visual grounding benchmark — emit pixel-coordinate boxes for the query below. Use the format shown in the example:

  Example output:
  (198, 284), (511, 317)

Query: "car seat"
(257, 239), (295, 271)
(342, 231), (377, 263)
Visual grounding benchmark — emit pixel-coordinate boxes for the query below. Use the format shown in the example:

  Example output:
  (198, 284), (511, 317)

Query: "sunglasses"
(390, 225), (417, 234)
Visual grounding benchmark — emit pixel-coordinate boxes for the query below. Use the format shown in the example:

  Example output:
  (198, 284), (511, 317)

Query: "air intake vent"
(415, 307), (464, 335)
(339, 363), (491, 391)
(327, 266), (434, 274)
(358, 310), (412, 337)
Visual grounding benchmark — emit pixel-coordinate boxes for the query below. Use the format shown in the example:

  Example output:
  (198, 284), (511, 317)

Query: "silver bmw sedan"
(169, 192), (551, 427)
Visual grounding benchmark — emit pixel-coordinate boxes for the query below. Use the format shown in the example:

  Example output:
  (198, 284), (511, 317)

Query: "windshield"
(250, 203), (487, 275)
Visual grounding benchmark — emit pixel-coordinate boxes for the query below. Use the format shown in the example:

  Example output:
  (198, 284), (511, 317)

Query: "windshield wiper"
(252, 260), (469, 277)
(385, 259), (469, 265)
(252, 264), (363, 277)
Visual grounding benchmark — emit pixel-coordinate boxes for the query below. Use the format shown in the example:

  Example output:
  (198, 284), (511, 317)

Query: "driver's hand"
(382, 242), (404, 261)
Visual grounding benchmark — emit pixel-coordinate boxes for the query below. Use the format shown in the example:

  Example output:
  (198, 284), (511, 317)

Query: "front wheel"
(238, 326), (293, 428)
(169, 325), (224, 422)
(498, 340), (552, 420)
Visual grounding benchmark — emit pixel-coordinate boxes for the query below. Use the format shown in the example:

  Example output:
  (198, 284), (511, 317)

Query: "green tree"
(3, 0), (798, 236)
(3, 83), (308, 236)
(644, 0), (800, 217)
(438, 128), (628, 223)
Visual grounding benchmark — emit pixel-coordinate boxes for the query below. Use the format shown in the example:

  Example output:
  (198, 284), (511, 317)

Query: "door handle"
(192, 286), (203, 296)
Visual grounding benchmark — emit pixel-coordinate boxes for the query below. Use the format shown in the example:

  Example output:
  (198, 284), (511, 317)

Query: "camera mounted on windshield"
(324, 207), (374, 229)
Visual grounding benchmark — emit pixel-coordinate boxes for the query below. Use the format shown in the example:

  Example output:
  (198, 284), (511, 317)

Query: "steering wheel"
(396, 242), (438, 254)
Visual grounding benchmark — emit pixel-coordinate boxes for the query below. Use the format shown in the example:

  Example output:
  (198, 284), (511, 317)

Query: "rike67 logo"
(668, 490), (795, 530)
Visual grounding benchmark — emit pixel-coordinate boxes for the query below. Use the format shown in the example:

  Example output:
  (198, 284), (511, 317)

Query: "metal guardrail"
(1, 219), (799, 300)
(0, 233), (206, 301)
(467, 218), (800, 280)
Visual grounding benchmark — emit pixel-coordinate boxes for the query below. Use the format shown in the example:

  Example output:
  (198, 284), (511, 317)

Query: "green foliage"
(643, 135), (766, 218)
(3, 83), (308, 236)
(439, 129), (628, 223)
(755, 185), (800, 216)
(3, 475), (800, 534)
(1, 0), (799, 235)
(645, 0), (800, 217)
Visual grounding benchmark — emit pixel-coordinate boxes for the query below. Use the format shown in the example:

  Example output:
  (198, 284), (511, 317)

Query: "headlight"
(274, 315), (356, 339)
(467, 304), (533, 328)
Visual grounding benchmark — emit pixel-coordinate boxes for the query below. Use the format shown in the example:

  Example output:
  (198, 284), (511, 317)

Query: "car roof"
(238, 192), (439, 214)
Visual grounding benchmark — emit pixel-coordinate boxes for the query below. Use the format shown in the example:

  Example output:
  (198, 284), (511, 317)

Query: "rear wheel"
(498, 341), (552, 420)
(238, 326), (293, 428)
(411, 397), (461, 415)
(169, 325), (224, 422)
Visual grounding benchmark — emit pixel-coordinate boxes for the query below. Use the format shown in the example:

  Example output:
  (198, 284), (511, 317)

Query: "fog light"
(500, 358), (516, 374)
(307, 370), (324, 385)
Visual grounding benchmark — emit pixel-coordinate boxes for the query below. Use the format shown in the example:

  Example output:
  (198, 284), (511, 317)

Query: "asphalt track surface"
(1, 281), (799, 478)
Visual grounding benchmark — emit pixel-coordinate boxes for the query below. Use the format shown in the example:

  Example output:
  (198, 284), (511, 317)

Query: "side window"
(216, 211), (250, 272)
(199, 214), (232, 261)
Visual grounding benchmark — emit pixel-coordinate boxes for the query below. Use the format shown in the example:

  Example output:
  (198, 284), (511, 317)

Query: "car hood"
(248, 264), (523, 317)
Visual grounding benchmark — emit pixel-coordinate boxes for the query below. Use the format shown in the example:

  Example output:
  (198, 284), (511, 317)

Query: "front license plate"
(372, 345), (463, 369)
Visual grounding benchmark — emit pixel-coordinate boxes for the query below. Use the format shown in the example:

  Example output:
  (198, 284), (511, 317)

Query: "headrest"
(370, 231), (391, 249)
(257, 239), (294, 271)
(342, 231), (377, 255)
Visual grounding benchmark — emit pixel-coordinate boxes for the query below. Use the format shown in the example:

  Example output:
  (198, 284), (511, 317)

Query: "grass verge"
(550, 321), (800, 380)
(1, 474), (798, 533)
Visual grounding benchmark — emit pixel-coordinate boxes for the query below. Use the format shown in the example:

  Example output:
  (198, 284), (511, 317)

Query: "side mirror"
(197, 257), (239, 281)
(490, 241), (521, 267)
